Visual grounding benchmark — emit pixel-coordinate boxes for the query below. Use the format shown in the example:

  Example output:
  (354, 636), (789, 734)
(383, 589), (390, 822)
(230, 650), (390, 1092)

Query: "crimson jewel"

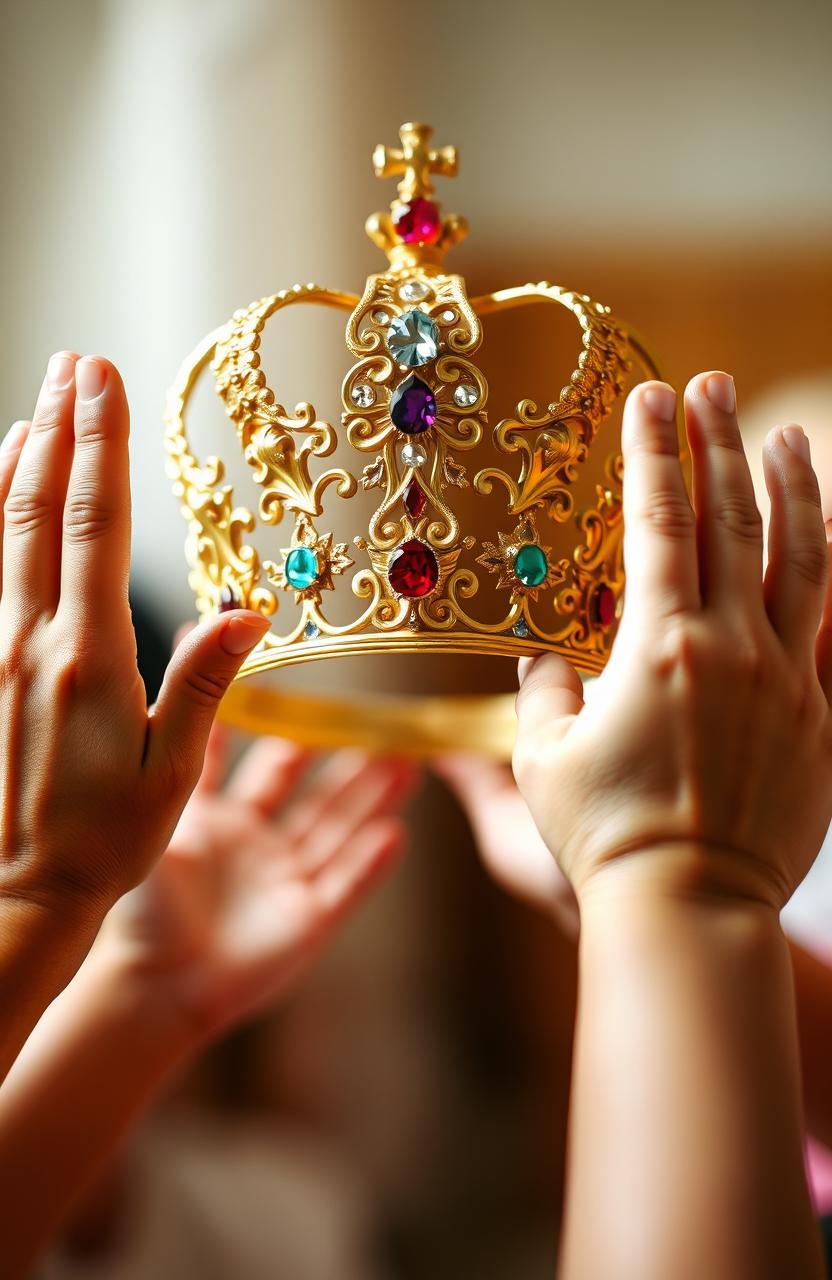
(592, 583), (616, 627)
(394, 197), (441, 246)
(388, 539), (439, 598)
(390, 375), (436, 434)
(403, 479), (427, 519)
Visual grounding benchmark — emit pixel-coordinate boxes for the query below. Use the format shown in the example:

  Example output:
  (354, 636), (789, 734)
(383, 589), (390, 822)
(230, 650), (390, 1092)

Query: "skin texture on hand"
(512, 373), (832, 1279)
(514, 378), (832, 910)
(0, 354), (269, 1083)
(0, 727), (411, 1277)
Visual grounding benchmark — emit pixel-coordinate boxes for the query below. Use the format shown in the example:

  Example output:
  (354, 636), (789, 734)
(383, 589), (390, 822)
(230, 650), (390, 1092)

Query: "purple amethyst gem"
(390, 375), (437, 435)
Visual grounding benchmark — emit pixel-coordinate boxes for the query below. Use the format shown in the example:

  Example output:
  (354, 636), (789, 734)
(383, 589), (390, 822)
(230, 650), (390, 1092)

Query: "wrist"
(574, 841), (787, 920)
(78, 941), (206, 1064)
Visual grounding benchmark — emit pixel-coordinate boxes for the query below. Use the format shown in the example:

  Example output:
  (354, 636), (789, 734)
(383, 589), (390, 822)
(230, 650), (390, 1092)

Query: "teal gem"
(285, 546), (319, 590)
(513, 543), (548, 587)
(387, 309), (439, 367)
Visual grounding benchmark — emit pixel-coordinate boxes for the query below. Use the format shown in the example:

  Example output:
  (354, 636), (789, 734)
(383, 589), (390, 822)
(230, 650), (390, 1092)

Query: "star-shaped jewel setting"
(265, 514), (354, 603)
(476, 517), (560, 602)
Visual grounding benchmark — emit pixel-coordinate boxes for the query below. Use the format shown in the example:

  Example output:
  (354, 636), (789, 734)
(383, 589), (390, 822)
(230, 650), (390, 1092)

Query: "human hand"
(90, 726), (412, 1044)
(435, 755), (578, 937)
(0, 354), (269, 922)
(513, 373), (832, 910)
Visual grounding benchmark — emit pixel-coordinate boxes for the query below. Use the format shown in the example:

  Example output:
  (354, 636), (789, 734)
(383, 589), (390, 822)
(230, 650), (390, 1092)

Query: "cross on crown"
(372, 122), (458, 203)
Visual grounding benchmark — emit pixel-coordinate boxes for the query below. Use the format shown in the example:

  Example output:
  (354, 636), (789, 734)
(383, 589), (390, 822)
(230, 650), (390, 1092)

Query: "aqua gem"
(387, 310), (439, 367)
(513, 543), (548, 587)
(285, 546), (320, 590)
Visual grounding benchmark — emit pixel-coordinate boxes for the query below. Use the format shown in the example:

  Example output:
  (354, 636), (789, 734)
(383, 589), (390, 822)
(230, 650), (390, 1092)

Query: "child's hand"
(434, 755), (578, 936)
(0, 354), (269, 921)
(90, 727), (412, 1043)
(514, 373), (832, 910)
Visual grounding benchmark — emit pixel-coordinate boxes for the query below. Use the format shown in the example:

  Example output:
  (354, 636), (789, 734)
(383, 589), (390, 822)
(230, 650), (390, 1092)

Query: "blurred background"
(2, 0), (831, 1276)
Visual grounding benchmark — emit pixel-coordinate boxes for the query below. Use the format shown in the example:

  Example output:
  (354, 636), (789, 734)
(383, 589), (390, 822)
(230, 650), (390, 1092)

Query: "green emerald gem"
(513, 543), (548, 587)
(285, 546), (319, 590)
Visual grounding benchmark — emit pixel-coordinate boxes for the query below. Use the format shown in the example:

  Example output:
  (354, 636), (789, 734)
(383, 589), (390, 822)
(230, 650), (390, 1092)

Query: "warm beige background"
(2, 2), (831, 1277)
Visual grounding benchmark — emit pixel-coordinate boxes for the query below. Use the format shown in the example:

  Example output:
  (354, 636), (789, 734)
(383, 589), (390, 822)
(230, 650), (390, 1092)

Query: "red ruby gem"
(592, 583), (616, 627)
(394, 197), (441, 246)
(403, 479), (427, 519)
(388, 539), (438, 598)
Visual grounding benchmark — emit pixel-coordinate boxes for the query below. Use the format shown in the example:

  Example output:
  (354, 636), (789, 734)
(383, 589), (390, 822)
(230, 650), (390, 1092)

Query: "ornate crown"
(165, 124), (662, 756)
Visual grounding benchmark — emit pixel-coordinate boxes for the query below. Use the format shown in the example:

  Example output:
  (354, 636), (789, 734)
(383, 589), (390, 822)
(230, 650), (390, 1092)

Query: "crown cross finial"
(373, 122), (457, 202)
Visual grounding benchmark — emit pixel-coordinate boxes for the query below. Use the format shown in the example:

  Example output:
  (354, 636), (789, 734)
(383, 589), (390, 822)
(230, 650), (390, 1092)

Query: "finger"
(684, 372), (764, 614)
(59, 357), (132, 624)
(0, 422), (31, 595)
(228, 737), (308, 815)
(146, 611), (270, 798)
(287, 753), (417, 873)
(621, 381), (699, 623)
(1, 352), (78, 618)
(815, 521), (832, 701)
(195, 721), (230, 795)
(763, 425), (828, 663)
(514, 653), (584, 744)
(312, 817), (405, 922)
(433, 754), (514, 839)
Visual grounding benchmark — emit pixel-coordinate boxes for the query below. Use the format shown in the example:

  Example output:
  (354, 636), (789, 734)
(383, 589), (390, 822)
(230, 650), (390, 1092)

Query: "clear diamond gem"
(401, 442), (427, 468)
(304, 621), (319, 640)
(351, 383), (375, 408)
(440, 309), (456, 323)
(512, 619), (530, 638)
(372, 309), (390, 325)
(454, 383), (478, 407)
(400, 280), (430, 302)
(387, 310), (440, 368)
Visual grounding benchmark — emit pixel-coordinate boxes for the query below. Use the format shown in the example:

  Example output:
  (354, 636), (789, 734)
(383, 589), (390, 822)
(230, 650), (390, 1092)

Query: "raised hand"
(0, 353), (268, 1077)
(514, 375), (832, 910)
(95, 728), (413, 1040)
(435, 755), (578, 936)
(511, 373), (832, 1279)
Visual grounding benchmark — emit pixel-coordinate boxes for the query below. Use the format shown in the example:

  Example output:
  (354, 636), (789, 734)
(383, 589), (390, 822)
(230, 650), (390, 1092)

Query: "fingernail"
(219, 613), (269, 655)
(1, 420), (29, 454)
(75, 357), (108, 402)
(782, 424), (811, 463)
(705, 372), (736, 415)
(642, 384), (676, 422)
(46, 352), (76, 392)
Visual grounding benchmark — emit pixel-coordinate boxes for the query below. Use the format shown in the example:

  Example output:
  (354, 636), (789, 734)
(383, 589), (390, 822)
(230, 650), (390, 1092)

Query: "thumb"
(146, 610), (269, 793)
(515, 653), (585, 745)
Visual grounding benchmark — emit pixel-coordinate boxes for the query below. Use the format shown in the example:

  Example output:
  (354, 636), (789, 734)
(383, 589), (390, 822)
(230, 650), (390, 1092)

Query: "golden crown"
(164, 124), (662, 756)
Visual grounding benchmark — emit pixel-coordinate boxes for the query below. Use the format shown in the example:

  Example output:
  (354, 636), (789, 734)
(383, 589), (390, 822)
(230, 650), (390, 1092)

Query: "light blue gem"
(387, 309), (439, 367)
(512, 619), (530, 638)
(304, 621), (319, 640)
(285, 546), (319, 590)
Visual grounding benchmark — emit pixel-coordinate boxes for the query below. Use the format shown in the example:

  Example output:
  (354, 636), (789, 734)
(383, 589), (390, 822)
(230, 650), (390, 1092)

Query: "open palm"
(96, 727), (414, 1041)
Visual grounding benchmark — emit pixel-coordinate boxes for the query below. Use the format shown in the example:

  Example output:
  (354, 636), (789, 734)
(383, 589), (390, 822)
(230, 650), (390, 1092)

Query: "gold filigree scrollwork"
(165, 329), (277, 619)
(214, 287), (360, 524)
(472, 284), (633, 521)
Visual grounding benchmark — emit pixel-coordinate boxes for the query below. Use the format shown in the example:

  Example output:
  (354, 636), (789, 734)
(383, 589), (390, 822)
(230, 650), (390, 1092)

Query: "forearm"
(562, 853), (824, 1280)
(0, 893), (103, 1086)
(0, 949), (195, 1278)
